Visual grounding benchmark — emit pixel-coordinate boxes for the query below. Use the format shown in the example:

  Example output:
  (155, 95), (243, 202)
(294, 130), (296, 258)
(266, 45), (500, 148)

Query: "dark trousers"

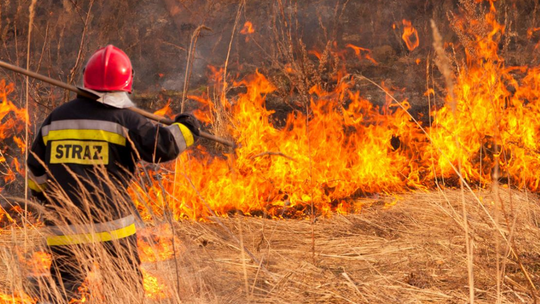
(48, 234), (142, 303)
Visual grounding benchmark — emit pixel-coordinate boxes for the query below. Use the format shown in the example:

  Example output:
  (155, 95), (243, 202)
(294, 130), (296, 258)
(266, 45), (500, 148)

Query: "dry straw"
(3, 188), (540, 303)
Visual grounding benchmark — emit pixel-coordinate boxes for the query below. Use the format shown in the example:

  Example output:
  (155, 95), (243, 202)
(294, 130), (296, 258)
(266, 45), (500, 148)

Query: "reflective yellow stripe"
(177, 123), (194, 147)
(28, 179), (47, 192)
(46, 223), (136, 246)
(43, 129), (126, 146)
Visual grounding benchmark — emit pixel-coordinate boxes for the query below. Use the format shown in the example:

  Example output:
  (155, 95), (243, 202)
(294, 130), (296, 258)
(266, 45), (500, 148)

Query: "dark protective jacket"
(27, 96), (193, 245)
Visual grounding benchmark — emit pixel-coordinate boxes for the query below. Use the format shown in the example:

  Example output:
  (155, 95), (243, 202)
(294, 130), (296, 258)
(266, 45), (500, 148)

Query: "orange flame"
(24, 251), (52, 276)
(240, 21), (255, 35)
(0, 80), (29, 186)
(402, 19), (419, 51)
(126, 5), (540, 221)
(11, 243), (174, 301)
(3, 2), (540, 302)
(142, 269), (170, 300)
(346, 44), (378, 65)
(132, 70), (423, 220)
(137, 225), (182, 263)
(0, 5), (536, 222)
(309, 50), (322, 60)
(153, 98), (174, 117)
(240, 21), (255, 42)
(0, 291), (34, 303)
(527, 27), (540, 38)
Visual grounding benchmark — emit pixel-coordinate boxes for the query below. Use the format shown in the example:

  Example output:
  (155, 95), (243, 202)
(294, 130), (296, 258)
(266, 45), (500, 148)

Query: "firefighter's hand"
(174, 113), (201, 137)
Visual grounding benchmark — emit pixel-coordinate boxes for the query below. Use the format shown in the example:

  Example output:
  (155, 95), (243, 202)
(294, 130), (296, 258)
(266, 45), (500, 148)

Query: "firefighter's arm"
(27, 122), (49, 201)
(127, 113), (199, 163)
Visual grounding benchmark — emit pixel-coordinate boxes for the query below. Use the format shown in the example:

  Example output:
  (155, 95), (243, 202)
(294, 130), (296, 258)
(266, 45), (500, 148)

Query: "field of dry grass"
(165, 188), (540, 303)
(3, 187), (539, 303)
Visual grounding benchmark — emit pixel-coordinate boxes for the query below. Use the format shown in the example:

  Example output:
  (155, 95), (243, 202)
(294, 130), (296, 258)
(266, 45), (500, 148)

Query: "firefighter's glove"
(175, 113), (201, 137)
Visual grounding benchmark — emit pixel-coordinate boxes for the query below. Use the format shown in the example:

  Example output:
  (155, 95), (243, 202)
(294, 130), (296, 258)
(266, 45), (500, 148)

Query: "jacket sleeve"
(27, 118), (50, 201)
(126, 112), (195, 163)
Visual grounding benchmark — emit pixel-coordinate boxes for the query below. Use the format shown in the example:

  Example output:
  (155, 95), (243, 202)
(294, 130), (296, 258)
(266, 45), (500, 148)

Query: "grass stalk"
(24, 0), (37, 257)
(432, 20), (475, 302)
(221, 0), (245, 106)
(181, 25), (211, 113)
(238, 216), (250, 302)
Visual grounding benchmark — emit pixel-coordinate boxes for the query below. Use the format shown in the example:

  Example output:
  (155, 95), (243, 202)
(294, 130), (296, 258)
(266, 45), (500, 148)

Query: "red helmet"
(83, 45), (133, 93)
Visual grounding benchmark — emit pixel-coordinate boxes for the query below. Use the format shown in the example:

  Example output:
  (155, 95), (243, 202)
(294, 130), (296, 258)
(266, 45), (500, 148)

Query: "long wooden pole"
(0, 60), (235, 148)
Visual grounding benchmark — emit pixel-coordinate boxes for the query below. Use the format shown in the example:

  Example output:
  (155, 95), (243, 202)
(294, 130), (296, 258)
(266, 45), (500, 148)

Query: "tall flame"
(0, 80), (28, 185)
(0, 4), (535, 220)
(130, 5), (540, 220)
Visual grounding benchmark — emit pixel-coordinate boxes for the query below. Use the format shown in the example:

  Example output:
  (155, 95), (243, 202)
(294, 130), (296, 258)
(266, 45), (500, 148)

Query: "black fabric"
(174, 113), (201, 136)
(48, 234), (142, 303)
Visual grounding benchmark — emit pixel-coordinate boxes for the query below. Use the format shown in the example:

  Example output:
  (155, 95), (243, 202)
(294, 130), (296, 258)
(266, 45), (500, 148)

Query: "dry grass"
(170, 188), (540, 303)
(2, 187), (539, 303)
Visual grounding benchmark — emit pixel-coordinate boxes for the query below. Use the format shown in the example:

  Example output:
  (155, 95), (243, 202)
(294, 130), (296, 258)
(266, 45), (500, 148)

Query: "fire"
(240, 21), (255, 42)
(10, 242), (174, 302)
(129, 4), (540, 220)
(142, 268), (170, 300)
(2, 1), (540, 300)
(0, 80), (28, 185)
(137, 225), (182, 263)
(24, 251), (52, 276)
(402, 19), (419, 51)
(346, 44), (378, 65)
(423, 4), (539, 189)
(152, 98), (173, 117)
(240, 21), (255, 35)
(134, 69), (422, 220)
(0, 292), (34, 304)
(527, 27), (540, 38)
(0, 1), (536, 222)
(308, 50), (322, 60)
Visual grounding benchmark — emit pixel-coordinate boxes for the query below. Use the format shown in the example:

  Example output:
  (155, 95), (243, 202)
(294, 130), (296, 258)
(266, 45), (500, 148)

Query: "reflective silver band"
(166, 124), (187, 152)
(47, 215), (135, 236)
(41, 119), (128, 137)
(28, 171), (48, 185)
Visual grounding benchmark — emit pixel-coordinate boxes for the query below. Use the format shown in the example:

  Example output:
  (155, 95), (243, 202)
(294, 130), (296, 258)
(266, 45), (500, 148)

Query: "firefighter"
(27, 45), (200, 303)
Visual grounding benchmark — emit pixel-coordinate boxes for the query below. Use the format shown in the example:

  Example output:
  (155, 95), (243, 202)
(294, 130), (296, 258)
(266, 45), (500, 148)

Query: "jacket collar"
(78, 87), (135, 109)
